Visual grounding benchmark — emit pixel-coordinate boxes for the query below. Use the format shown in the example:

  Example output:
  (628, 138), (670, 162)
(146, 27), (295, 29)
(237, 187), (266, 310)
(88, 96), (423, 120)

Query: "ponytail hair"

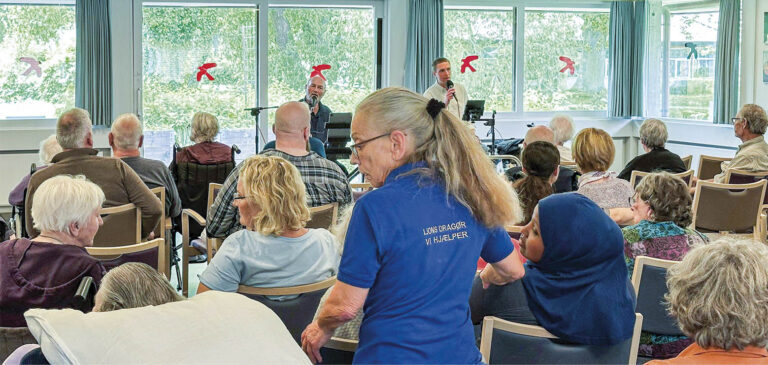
(513, 141), (560, 224)
(355, 87), (522, 227)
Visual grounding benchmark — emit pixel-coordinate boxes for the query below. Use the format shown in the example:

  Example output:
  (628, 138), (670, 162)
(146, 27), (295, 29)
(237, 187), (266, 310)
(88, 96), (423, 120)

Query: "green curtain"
(404, 0), (444, 94)
(609, 1), (645, 118)
(713, 0), (740, 124)
(76, 0), (112, 127)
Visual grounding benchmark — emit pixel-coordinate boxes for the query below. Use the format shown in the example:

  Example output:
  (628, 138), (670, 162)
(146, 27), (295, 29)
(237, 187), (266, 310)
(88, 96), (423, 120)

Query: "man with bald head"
(25, 108), (162, 243)
(109, 113), (181, 219)
(303, 75), (333, 143)
(504, 125), (580, 193)
(206, 101), (351, 238)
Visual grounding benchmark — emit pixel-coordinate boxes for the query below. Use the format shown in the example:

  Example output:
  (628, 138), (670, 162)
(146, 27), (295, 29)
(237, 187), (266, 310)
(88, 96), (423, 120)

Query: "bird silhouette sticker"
(461, 55), (478, 73)
(19, 57), (42, 77)
(559, 56), (575, 75)
(196, 63), (217, 82)
(310, 64), (331, 81)
(684, 42), (698, 59)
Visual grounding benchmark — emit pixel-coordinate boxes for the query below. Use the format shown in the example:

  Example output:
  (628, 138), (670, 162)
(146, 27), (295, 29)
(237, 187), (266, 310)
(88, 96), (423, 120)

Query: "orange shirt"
(647, 343), (768, 365)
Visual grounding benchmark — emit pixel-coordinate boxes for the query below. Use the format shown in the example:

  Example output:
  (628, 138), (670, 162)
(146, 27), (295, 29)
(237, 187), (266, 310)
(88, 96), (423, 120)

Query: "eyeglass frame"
(233, 193), (246, 201)
(350, 132), (391, 158)
(731, 117), (748, 126)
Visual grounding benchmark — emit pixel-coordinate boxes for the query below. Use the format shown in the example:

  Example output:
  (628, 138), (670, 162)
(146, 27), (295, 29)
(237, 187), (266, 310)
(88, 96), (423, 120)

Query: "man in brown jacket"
(25, 108), (162, 245)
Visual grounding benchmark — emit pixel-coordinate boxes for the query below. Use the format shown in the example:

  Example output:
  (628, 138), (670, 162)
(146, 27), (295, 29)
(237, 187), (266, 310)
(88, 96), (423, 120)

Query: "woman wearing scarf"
(471, 193), (636, 345)
(572, 128), (634, 209)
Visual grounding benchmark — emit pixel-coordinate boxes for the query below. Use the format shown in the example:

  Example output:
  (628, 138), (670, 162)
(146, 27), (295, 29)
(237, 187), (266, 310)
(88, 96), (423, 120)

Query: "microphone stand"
(244, 106), (278, 148)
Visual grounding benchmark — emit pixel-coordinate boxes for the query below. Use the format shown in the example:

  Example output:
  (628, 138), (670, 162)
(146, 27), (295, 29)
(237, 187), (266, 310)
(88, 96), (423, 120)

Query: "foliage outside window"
(0, 3), (75, 119)
(444, 8), (516, 112)
(524, 9), (610, 112)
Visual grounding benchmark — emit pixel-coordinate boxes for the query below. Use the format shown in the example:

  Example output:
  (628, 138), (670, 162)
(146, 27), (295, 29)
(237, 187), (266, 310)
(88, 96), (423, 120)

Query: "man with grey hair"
(711, 104), (768, 183)
(302, 75), (332, 143)
(207, 101), (352, 238)
(505, 125), (580, 193)
(25, 108), (162, 243)
(109, 113), (181, 219)
(549, 114), (575, 165)
(617, 118), (685, 181)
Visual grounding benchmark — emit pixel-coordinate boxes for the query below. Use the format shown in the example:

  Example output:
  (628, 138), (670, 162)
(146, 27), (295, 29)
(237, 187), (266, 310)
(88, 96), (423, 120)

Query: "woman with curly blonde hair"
(197, 155), (338, 295)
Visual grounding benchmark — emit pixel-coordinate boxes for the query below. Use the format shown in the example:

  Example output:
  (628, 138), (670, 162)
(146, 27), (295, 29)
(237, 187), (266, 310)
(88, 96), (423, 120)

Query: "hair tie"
(426, 98), (446, 119)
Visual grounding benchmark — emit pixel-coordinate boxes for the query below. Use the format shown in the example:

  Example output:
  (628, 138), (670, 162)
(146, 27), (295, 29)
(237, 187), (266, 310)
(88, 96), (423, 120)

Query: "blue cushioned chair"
(631, 256), (683, 336)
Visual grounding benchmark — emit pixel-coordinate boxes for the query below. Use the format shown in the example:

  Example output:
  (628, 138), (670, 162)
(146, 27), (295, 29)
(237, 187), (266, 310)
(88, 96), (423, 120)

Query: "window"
(524, 9), (610, 112)
(0, 2), (76, 119)
(444, 7), (516, 112)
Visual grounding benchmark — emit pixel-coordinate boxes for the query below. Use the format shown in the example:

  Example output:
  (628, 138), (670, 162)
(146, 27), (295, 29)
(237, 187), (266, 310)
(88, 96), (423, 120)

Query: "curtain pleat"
(712, 0), (740, 124)
(609, 1), (644, 118)
(404, 0), (444, 94)
(76, 0), (112, 127)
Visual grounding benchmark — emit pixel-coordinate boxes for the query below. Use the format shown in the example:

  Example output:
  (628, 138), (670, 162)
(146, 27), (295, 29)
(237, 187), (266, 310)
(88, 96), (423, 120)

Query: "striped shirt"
(206, 149), (352, 238)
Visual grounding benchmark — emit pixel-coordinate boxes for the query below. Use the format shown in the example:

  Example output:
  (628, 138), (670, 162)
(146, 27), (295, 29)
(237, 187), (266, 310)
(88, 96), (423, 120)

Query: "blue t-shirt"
(262, 137), (326, 158)
(338, 162), (514, 364)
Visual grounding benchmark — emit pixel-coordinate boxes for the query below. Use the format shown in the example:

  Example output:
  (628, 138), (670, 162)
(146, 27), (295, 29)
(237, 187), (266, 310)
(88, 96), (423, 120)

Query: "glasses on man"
(731, 117), (748, 125)
(350, 133), (391, 158)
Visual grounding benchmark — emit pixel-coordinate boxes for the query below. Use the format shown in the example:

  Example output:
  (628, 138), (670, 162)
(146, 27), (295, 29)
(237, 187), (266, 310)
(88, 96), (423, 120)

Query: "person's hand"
(301, 321), (332, 364)
(479, 266), (495, 289)
(443, 88), (456, 105)
(147, 231), (156, 240)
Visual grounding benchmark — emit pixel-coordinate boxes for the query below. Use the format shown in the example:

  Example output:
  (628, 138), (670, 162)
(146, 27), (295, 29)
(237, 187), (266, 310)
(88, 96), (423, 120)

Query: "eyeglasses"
(350, 133), (391, 158)
(628, 196), (635, 206)
(233, 193), (246, 201)
(731, 117), (748, 125)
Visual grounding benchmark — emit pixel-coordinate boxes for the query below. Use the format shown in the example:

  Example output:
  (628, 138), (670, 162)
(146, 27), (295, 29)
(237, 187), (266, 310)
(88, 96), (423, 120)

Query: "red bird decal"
(310, 64), (331, 80)
(461, 55), (478, 73)
(196, 63), (217, 81)
(559, 56), (575, 75)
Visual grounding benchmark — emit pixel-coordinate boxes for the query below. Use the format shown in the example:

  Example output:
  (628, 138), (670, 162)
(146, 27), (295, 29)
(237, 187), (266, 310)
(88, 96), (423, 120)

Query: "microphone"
(307, 95), (318, 108)
(446, 80), (456, 101)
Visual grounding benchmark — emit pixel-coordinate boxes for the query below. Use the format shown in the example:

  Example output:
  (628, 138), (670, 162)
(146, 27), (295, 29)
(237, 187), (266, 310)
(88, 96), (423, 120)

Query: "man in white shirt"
(423, 57), (468, 120)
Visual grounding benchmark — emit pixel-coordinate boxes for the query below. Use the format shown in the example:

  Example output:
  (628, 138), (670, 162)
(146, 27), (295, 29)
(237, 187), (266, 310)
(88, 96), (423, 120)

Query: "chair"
(490, 155), (522, 170)
(205, 183), (224, 264)
(696, 155), (732, 180)
(505, 224), (523, 241)
(629, 169), (694, 188)
(307, 203), (339, 230)
(92, 203), (141, 247)
(479, 313), (643, 365)
(150, 187), (172, 278)
(86, 239), (167, 278)
(725, 170), (768, 204)
(681, 155), (692, 170)
(173, 182), (222, 290)
(237, 277), (337, 344)
(181, 208), (206, 297)
(319, 337), (358, 365)
(692, 180), (767, 242)
(350, 182), (373, 201)
(631, 256), (684, 337)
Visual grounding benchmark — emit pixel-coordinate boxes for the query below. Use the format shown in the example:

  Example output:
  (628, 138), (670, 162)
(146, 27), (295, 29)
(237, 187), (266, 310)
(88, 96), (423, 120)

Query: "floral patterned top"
(622, 220), (709, 359)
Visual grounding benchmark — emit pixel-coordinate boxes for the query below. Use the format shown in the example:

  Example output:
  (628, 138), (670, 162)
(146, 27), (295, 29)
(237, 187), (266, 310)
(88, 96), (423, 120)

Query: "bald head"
(275, 101), (310, 135)
(110, 113), (143, 150)
(57, 108), (92, 149)
(524, 125), (555, 146)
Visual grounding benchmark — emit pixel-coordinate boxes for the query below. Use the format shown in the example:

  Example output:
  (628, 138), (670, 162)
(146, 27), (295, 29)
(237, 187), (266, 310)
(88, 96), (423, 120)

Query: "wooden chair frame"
(630, 256), (677, 295)
(182, 208), (206, 297)
(479, 314), (643, 365)
(681, 155), (692, 170)
(86, 238), (167, 278)
(489, 155), (522, 169)
(206, 183), (224, 264)
(504, 225), (524, 234)
(237, 276), (336, 296)
(692, 180), (767, 242)
(149, 187), (172, 277)
(323, 337), (358, 352)
(350, 182), (373, 190)
(99, 203), (142, 245)
(308, 202), (339, 230)
(696, 155), (732, 180)
(724, 169), (768, 242)
(629, 169), (694, 188)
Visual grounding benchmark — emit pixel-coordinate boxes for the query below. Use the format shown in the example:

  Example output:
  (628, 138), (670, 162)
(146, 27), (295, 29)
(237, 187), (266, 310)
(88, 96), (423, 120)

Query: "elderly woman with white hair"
(617, 118), (686, 181)
(94, 262), (184, 312)
(7, 134), (63, 224)
(0, 175), (106, 327)
(549, 114), (575, 165)
(646, 237), (768, 364)
(174, 111), (231, 164)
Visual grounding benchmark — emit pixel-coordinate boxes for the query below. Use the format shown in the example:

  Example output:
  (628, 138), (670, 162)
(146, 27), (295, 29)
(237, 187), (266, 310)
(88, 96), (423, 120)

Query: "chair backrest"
(319, 337), (358, 365)
(692, 180), (766, 234)
(479, 314), (643, 365)
(150, 187), (166, 240)
(630, 256), (683, 336)
(181, 208), (206, 298)
(629, 169), (694, 188)
(505, 224), (523, 241)
(93, 203), (141, 247)
(725, 169), (768, 205)
(0, 327), (36, 361)
(306, 203), (339, 230)
(681, 155), (692, 170)
(86, 239), (166, 278)
(205, 183), (224, 264)
(173, 161), (234, 239)
(238, 277), (337, 344)
(350, 183), (373, 201)
(696, 155), (732, 180)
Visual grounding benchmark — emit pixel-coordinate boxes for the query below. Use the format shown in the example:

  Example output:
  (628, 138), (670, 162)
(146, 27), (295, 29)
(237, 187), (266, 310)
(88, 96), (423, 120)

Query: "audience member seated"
(618, 119), (686, 181)
(647, 237), (768, 365)
(711, 104), (768, 183)
(470, 193), (636, 345)
(197, 155), (338, 295)
(513, 141), (560, 224)
(109, 113), (181, 219)
(25, 108), (161, 240)
(0, 175), (106, 327)
(549, 114), (575, 165)
(263, 136), (327, 158)
(174, 112), (232, 164)
(94, 262), (184, 312)
(505, 125), (580, 193)
(573, 127), (634, 209)
(8, 134), (62, 208)
(622, 172), (708, 359)
(206, 101), (352, 239)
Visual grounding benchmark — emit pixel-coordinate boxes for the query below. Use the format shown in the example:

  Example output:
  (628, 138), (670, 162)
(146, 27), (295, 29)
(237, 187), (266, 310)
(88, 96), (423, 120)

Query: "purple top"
(8, 166), (46, 207)
(0, 238), (106, 327)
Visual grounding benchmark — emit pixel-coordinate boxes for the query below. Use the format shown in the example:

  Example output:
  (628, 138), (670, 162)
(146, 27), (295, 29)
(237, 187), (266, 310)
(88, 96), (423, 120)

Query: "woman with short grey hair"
(646, 237), (768, 364)
(174, 111), (232, 164)
(617, 118), (686, 181)
(94, 262), (184, 312)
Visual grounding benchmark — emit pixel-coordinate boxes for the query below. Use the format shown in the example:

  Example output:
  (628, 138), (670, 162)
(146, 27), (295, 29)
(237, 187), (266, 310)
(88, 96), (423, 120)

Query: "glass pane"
(444, 8), (516, 112)
(665, 12), (718, 121)
(524, 10), (609, 111)
(0, 4), (76, 119)
(142, 5), (258, 165)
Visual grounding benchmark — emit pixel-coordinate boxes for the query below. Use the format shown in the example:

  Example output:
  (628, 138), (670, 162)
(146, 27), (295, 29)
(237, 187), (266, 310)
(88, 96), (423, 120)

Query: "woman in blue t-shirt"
(301, 87), (526, 364)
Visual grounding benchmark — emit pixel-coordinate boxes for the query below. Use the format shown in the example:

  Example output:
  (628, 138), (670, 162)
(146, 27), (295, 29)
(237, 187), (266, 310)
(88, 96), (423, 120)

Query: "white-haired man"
(302, 76), (333, 143)
(25, 108), (162, 242)
(549, 114), (575, 165)
(109, 113), (181, 219)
